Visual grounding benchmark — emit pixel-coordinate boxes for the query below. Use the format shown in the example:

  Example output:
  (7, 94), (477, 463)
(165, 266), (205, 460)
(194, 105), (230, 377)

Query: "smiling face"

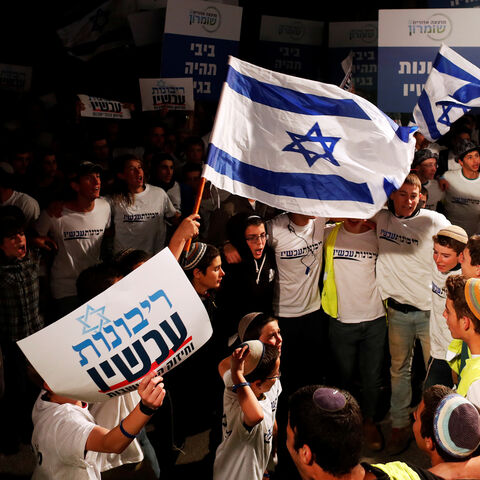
(433, 242), (459, 273)
(390, 183), (420, 217)
(157, 159), (174, 184)
(245, 223), (267, 259)
(0, 231), (27, 260)
(73, 172), (101, 201)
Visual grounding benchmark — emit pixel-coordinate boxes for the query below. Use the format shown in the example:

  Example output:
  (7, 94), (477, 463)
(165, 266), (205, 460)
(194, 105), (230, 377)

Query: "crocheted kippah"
(182, 242), (207, 271)
(312, 388), (347, 412)
(465, 278), (480, 321)
(434, 393), (480, 459)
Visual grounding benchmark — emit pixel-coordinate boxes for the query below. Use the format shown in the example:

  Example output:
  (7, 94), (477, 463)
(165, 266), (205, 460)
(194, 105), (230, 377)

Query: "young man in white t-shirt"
(213, 340), (281, 480)
(31, 370), (165, 480)
(109, 155), (178, 255)
(425, 226), (467, 390)
(34, 161), (111, 319)
(443, 140), (480, 236)
(375, 173), (450, 454)
(322, 218), (386, 451)
(266, 212), (326, 393)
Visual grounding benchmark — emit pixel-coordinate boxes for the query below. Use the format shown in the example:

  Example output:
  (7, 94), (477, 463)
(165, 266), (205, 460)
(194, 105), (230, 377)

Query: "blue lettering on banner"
(71, 288), (195, 396)
(160, 33), (239, 100)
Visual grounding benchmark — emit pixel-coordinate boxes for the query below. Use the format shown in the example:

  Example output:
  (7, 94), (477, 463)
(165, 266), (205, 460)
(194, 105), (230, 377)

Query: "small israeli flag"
(413, 44), (480, 142)
(204, 56), (416, 219)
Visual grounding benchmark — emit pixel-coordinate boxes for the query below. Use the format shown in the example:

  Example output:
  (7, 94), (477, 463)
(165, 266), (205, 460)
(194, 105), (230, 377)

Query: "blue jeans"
(388, 307), (430, 428)
(329, 316), (387, 420)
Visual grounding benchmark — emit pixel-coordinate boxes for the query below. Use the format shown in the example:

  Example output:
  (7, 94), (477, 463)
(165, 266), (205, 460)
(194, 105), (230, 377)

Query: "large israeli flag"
(413, 45), (480, 142)
(204, 56), (416, 219)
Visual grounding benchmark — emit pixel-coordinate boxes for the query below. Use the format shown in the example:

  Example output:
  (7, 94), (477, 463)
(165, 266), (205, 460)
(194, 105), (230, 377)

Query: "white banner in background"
(78, 94), (132, 119)
(18, 248), (212, 402)
(0, 64), (32, 92)
(139, 78), (194, 111)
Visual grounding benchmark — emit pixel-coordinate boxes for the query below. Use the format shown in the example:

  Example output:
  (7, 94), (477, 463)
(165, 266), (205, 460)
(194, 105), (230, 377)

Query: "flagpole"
(184, 177), (206, 253)
(183, 55), (233, 253)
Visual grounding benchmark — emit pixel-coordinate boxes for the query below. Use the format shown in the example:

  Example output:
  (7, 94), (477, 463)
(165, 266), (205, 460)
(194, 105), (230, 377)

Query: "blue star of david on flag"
(283, 122), (340, 167)
(76, 304), (112, 335)
(436, 101), (470, 127)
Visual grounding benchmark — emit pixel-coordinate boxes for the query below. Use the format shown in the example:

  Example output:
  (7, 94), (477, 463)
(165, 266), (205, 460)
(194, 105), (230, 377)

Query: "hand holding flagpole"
(183, 177), (206, 253)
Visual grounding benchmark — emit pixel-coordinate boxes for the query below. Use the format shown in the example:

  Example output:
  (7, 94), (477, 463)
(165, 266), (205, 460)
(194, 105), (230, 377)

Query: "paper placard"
(18, 248), (212, 402)
(139, 77), (194, 111)
(78, 94), (132, 119)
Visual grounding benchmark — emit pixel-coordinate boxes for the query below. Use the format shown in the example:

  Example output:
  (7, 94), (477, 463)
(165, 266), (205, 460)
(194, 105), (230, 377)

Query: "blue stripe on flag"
(226, 66), (371, 121)
(451, 83), (480, 104)
(417, 90), (442, 140)
(207, 145), (374, 204)
(435, 53), (480, 85)
(383, 177), (397, 198)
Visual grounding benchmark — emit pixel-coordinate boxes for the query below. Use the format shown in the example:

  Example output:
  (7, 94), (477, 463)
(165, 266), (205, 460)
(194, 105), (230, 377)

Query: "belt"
(387, 297), (420, 314)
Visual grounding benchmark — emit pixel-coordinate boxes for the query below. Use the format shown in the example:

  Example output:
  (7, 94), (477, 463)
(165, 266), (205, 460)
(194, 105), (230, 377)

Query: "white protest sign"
(78, 94), (132, 119)
(139, 78), (194, 111)
(18, 248), (212, 402)
(0, 64), (32, 92)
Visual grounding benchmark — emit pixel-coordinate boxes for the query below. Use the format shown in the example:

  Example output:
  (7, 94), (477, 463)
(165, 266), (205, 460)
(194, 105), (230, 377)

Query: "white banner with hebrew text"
(18, 248), (211, 402)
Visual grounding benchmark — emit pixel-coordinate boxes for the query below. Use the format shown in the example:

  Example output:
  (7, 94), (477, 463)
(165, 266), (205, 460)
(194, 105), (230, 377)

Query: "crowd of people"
(2, 91), (480, 480)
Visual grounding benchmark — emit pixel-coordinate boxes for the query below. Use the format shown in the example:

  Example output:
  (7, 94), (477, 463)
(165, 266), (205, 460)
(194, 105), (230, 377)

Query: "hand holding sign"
(138, 371), (166, 413)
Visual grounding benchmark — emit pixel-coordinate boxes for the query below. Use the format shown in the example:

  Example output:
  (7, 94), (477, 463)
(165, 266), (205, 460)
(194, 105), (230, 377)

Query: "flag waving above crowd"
(204, 56), (416, 219)
(413, 44), (480, 142)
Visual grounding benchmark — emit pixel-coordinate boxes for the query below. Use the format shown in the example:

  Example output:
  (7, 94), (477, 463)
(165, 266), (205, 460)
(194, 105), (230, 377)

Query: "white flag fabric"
(413, 44), (480, 142)
(204, 56), (416, 219)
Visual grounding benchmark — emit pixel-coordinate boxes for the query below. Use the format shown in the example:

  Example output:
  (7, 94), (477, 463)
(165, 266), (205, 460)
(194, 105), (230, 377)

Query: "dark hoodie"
(215, 212), (277, 337)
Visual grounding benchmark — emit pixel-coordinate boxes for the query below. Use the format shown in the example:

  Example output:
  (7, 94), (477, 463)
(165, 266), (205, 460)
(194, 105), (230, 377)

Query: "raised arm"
(85, 370), (166, 454)
(168, 213), (200, 260)
(231, 345), (264, 428)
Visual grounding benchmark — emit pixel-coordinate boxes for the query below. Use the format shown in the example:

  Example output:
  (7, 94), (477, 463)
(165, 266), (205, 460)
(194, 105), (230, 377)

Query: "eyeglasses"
(266, 372), (281, 380)
(245, 233), (268, 243)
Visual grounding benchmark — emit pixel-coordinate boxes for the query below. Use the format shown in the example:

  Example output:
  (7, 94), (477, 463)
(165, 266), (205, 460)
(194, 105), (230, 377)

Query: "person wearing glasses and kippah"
(216, 213), (277, 340)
